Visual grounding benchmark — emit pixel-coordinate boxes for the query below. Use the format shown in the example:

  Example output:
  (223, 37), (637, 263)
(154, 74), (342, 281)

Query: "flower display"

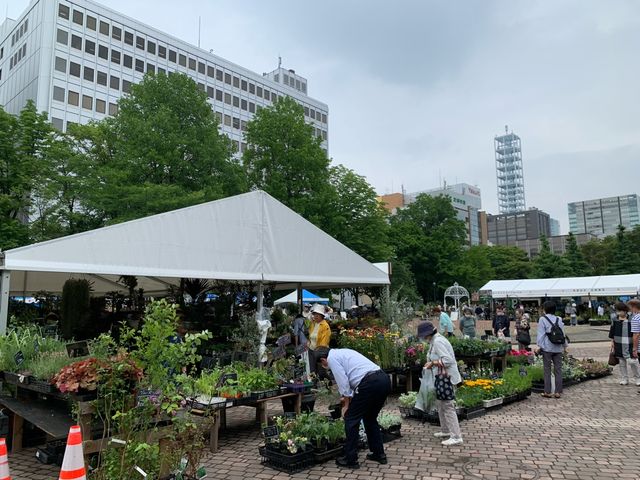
(337, 328), (405, 369)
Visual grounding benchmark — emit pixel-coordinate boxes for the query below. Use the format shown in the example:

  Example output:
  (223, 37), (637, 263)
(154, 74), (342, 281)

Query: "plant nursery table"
(218, 391), (302, 430)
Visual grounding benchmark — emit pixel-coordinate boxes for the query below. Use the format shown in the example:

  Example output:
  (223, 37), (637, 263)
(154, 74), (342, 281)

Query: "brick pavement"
(9, 342), (638, 479)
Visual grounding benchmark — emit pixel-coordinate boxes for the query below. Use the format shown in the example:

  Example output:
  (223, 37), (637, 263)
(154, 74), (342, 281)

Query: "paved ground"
(10, 340), (637, 480)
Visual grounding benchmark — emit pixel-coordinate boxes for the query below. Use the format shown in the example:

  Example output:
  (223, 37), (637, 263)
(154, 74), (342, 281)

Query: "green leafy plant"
(398, 391), (417, 408)
(377, 412), (402, 429)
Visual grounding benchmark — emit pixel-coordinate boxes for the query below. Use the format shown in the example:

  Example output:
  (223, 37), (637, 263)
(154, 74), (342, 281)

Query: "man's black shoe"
(366, 453), (388, 465)
(335, 456), (360, 469)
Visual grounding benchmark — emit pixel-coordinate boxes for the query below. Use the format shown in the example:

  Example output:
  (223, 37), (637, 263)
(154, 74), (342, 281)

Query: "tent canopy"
(479, 274), (640, 299)
(0, 190), (389, 296)
(273, 289), (329, 305)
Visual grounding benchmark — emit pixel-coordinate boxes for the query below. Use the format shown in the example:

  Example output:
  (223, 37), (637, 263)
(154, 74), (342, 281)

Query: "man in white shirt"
(319, 348), (391, 469)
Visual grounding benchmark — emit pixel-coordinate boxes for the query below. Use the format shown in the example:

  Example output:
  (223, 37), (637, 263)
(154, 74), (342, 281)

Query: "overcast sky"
(3, 0), (639, 233)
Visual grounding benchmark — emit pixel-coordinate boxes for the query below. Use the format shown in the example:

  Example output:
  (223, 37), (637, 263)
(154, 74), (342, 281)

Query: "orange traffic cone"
(59, 425), (86, 480)
(0, 438), (10, 480)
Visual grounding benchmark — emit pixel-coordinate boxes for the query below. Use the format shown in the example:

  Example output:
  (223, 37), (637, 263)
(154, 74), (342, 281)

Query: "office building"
(0, 0), (329, 154)
(487, 208), (550, 247)
(515, 233), (596, 258)
(550, 218), (561, 236)
(379, 183), (483, 246)
(495, 126), (525, 214)
(568, 194), (640, 238)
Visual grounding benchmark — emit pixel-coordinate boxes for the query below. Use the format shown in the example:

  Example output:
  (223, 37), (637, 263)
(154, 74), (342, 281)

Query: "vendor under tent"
(273, 289), (329, 305)
(0, 190), (389, 333)
(479, 274), (640, 299)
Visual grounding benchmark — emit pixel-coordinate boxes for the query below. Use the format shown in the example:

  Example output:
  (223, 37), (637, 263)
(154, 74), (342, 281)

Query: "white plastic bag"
(415, 367), (436, 413)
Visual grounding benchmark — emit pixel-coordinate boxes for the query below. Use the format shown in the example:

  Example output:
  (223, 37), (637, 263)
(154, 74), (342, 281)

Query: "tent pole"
(0, 271), (11, 335)
(296, 283), (302, 315)
(255, 281), (270, 364)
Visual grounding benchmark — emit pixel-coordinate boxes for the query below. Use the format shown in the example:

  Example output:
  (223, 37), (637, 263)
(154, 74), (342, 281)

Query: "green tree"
(484, 245), (531, 279)
(453, 245), (495, 292)
(0, 101), (55, 249)
(532, 235), (572, 278)
(389, 194), (467, 302)
(327, 165), (391, 262)
(608, 225), (640, 275)
(389, 260), (421, 305)
(243, 96), (332, 225)
(563, 232), (591, 276)
(580, 238), (613, 275)
(75, 72), (244, 224)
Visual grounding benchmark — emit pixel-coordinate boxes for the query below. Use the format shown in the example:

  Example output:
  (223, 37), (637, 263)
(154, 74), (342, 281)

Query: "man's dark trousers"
(343, 370), (391, 463)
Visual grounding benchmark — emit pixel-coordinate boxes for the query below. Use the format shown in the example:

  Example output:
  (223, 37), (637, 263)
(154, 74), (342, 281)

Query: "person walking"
(536, 301), (568, 398)
(570, 303), (578, 327)
(418, 321), (463, 446)
(435, 306), (454, 337)
(609, 302), (640, 386)
(318, 349), (391, 468)
(629, 299), (640, 363)
(458, 307), (477, 338)
(308, 304), (331, 375)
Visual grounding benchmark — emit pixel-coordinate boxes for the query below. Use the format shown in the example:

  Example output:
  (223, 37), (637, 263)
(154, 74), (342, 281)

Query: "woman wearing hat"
(458, 307), (477, 338)
(308, 304), (332, 375)
(418, 321), (463, 446)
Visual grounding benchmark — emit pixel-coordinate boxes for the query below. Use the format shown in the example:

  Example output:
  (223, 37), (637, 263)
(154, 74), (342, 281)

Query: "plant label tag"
(284, 411), (297, 420)
(276, 334), (291, 347)
(14, 351), (24, 367)
(519, 366), (528, 377)
(110, 438), (127, 445)
(134, 466), (148, 478)
(226, 401), (233, 407)
(262, 425), (279, 438)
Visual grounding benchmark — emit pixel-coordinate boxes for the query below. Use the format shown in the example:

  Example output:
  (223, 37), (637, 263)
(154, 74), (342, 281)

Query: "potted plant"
(377, 412), (402, 442)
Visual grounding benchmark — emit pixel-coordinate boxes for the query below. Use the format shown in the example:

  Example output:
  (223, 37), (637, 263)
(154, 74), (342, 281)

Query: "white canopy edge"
(479, 274), (640, 299)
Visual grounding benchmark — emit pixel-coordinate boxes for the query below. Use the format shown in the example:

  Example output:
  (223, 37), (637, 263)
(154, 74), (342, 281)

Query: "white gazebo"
(0, 190), (390, 333)
(443, 282), (470, 311)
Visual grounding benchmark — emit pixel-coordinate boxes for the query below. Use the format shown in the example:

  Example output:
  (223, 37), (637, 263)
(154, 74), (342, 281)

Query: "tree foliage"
(531, 235), (572, 278)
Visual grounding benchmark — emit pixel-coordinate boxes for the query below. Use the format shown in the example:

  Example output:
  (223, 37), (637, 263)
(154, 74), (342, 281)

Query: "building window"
(272, 93), (278, 103)
(58, 4), (70, 20)
(241, 80), (247, 91)
(110, 75), (119, 90)
(198, 61), (205, 74)
(322, 113), (327, 123)
(249, 83), (255, 94)
(86, 15), (96, 31)
(206, 86), (214, 98)
(135, 59), (144, 72)
(71, 34), (82, 50)
(207, 65), (215, 78)
(69, 61), (80, 77)
(310, 109), (315, 120)
(158, 67), (165, 75)
(85, 39), (95, 55)
(147, 41), (156, 54)
(54, 56), (66, 73)
(68, 90), (79, 106)
(233, 76), (239, 88)
(257, 86), (263, 97)
(232, 117), (240, 129)
(99, 21), (109, 36)
(93, 99), (105, 113)
(303, 106), (309, 116)
(136, 36), (145, 50)
(124, 31), (133, 45)
(109, 103), (118, 116)
(83, 66), (94, 82)
(249, 102), (255, 113)
(169, 50), (177, 62)
(263, 90), (270, 101)
(215, 89), (223, 101)
(224, 93), (231, 105)
(188, 57), (196, 70)
(197, 82), (204, 92)
(82, 95), (93, 110)
(223, 114), (231, 127)
(122, 80), (131, 93)
(98, 45), (108, 60)
(121, 54), (131, 69)
(216, 69), (223, 81)
(241, 99), (247, 111)
(111, 49), (120, 64)
(53, 86), (65, 102)
(72, 9), (83, 25)
(52, 117), (64, 130)
(111, 26), (122, 41)
(147, 63), (155, 74)
(224, 73), (231, 85)
(56, 29), (68, 45)
(97, 71), (107, 86)
(240, 120), (247, 131)
(158, 45), (166, 58)
(0, 47), (3, 60)
(232, 96), (239, 108)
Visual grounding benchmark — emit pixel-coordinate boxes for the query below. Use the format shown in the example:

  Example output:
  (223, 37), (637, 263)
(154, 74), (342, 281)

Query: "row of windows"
(52, 85), (118, 115)
(57, 4), (327, 124)
(10, 18), (29, 47)
(273, 72), (307, 94)
(9, 44), (27, 70)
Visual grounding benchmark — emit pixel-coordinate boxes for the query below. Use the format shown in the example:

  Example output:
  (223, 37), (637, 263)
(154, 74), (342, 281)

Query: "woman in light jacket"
(419, 321), (463, 446)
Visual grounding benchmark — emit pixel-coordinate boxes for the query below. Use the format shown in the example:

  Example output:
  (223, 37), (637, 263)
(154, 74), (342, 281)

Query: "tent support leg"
(0, 271), (11, 335)
(296, 283), (302, 315)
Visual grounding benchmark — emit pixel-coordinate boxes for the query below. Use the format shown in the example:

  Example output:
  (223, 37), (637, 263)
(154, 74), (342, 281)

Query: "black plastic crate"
(259, 446), (314, 474)
(313, 445), (343, 464)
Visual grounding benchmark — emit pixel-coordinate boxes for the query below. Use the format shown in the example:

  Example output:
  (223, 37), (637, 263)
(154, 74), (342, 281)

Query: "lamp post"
(432, 282), (436, 304)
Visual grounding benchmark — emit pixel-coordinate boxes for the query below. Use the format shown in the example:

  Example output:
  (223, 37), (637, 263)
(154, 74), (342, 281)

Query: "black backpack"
(543, 315), (566, 345)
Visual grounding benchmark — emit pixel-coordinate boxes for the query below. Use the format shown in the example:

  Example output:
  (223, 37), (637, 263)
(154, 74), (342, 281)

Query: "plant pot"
(460, 405), (485, 420)
(483, 397), (504, 409)
(381, 424), (402, 443)
(259, 445), (314, 474)
(313, 445), (343, 463)
(301, 394), (315, 413)
(328, 404), (341, 419)
(3, 372), (29, 385)
(503, 394), (518, 405)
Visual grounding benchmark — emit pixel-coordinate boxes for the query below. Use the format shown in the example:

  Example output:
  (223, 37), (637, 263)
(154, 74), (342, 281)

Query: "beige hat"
(311, 304), (326, 316)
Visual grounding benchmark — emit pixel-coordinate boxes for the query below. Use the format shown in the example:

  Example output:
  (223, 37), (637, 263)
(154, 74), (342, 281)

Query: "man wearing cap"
(308, 304), (332, 375)
(318, 349), (391, 468)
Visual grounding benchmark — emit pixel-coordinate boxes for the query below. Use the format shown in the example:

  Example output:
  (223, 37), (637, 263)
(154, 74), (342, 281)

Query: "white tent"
(479, 274), (640, 299)
(0, 191), (389, 331)
(273, 289), (329, 305)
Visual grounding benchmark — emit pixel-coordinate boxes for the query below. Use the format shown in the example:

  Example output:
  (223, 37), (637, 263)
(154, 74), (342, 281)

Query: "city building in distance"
(568, 194), (640, 238)
(486, 208), (550, 247)
(495, 126), (525, 214)
(514, 233), (596, 258)
(379, 182), (483, 246)
(550, 218), (561, 236)
(0, 0), (329, 154)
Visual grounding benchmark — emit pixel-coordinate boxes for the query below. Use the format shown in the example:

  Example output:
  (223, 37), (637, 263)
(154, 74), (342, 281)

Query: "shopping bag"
(415, 368), (436, 412)
(434, 366), (455, 401)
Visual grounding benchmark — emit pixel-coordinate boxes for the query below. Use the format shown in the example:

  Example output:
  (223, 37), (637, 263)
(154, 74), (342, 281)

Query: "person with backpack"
(536, 301), (568, 398)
